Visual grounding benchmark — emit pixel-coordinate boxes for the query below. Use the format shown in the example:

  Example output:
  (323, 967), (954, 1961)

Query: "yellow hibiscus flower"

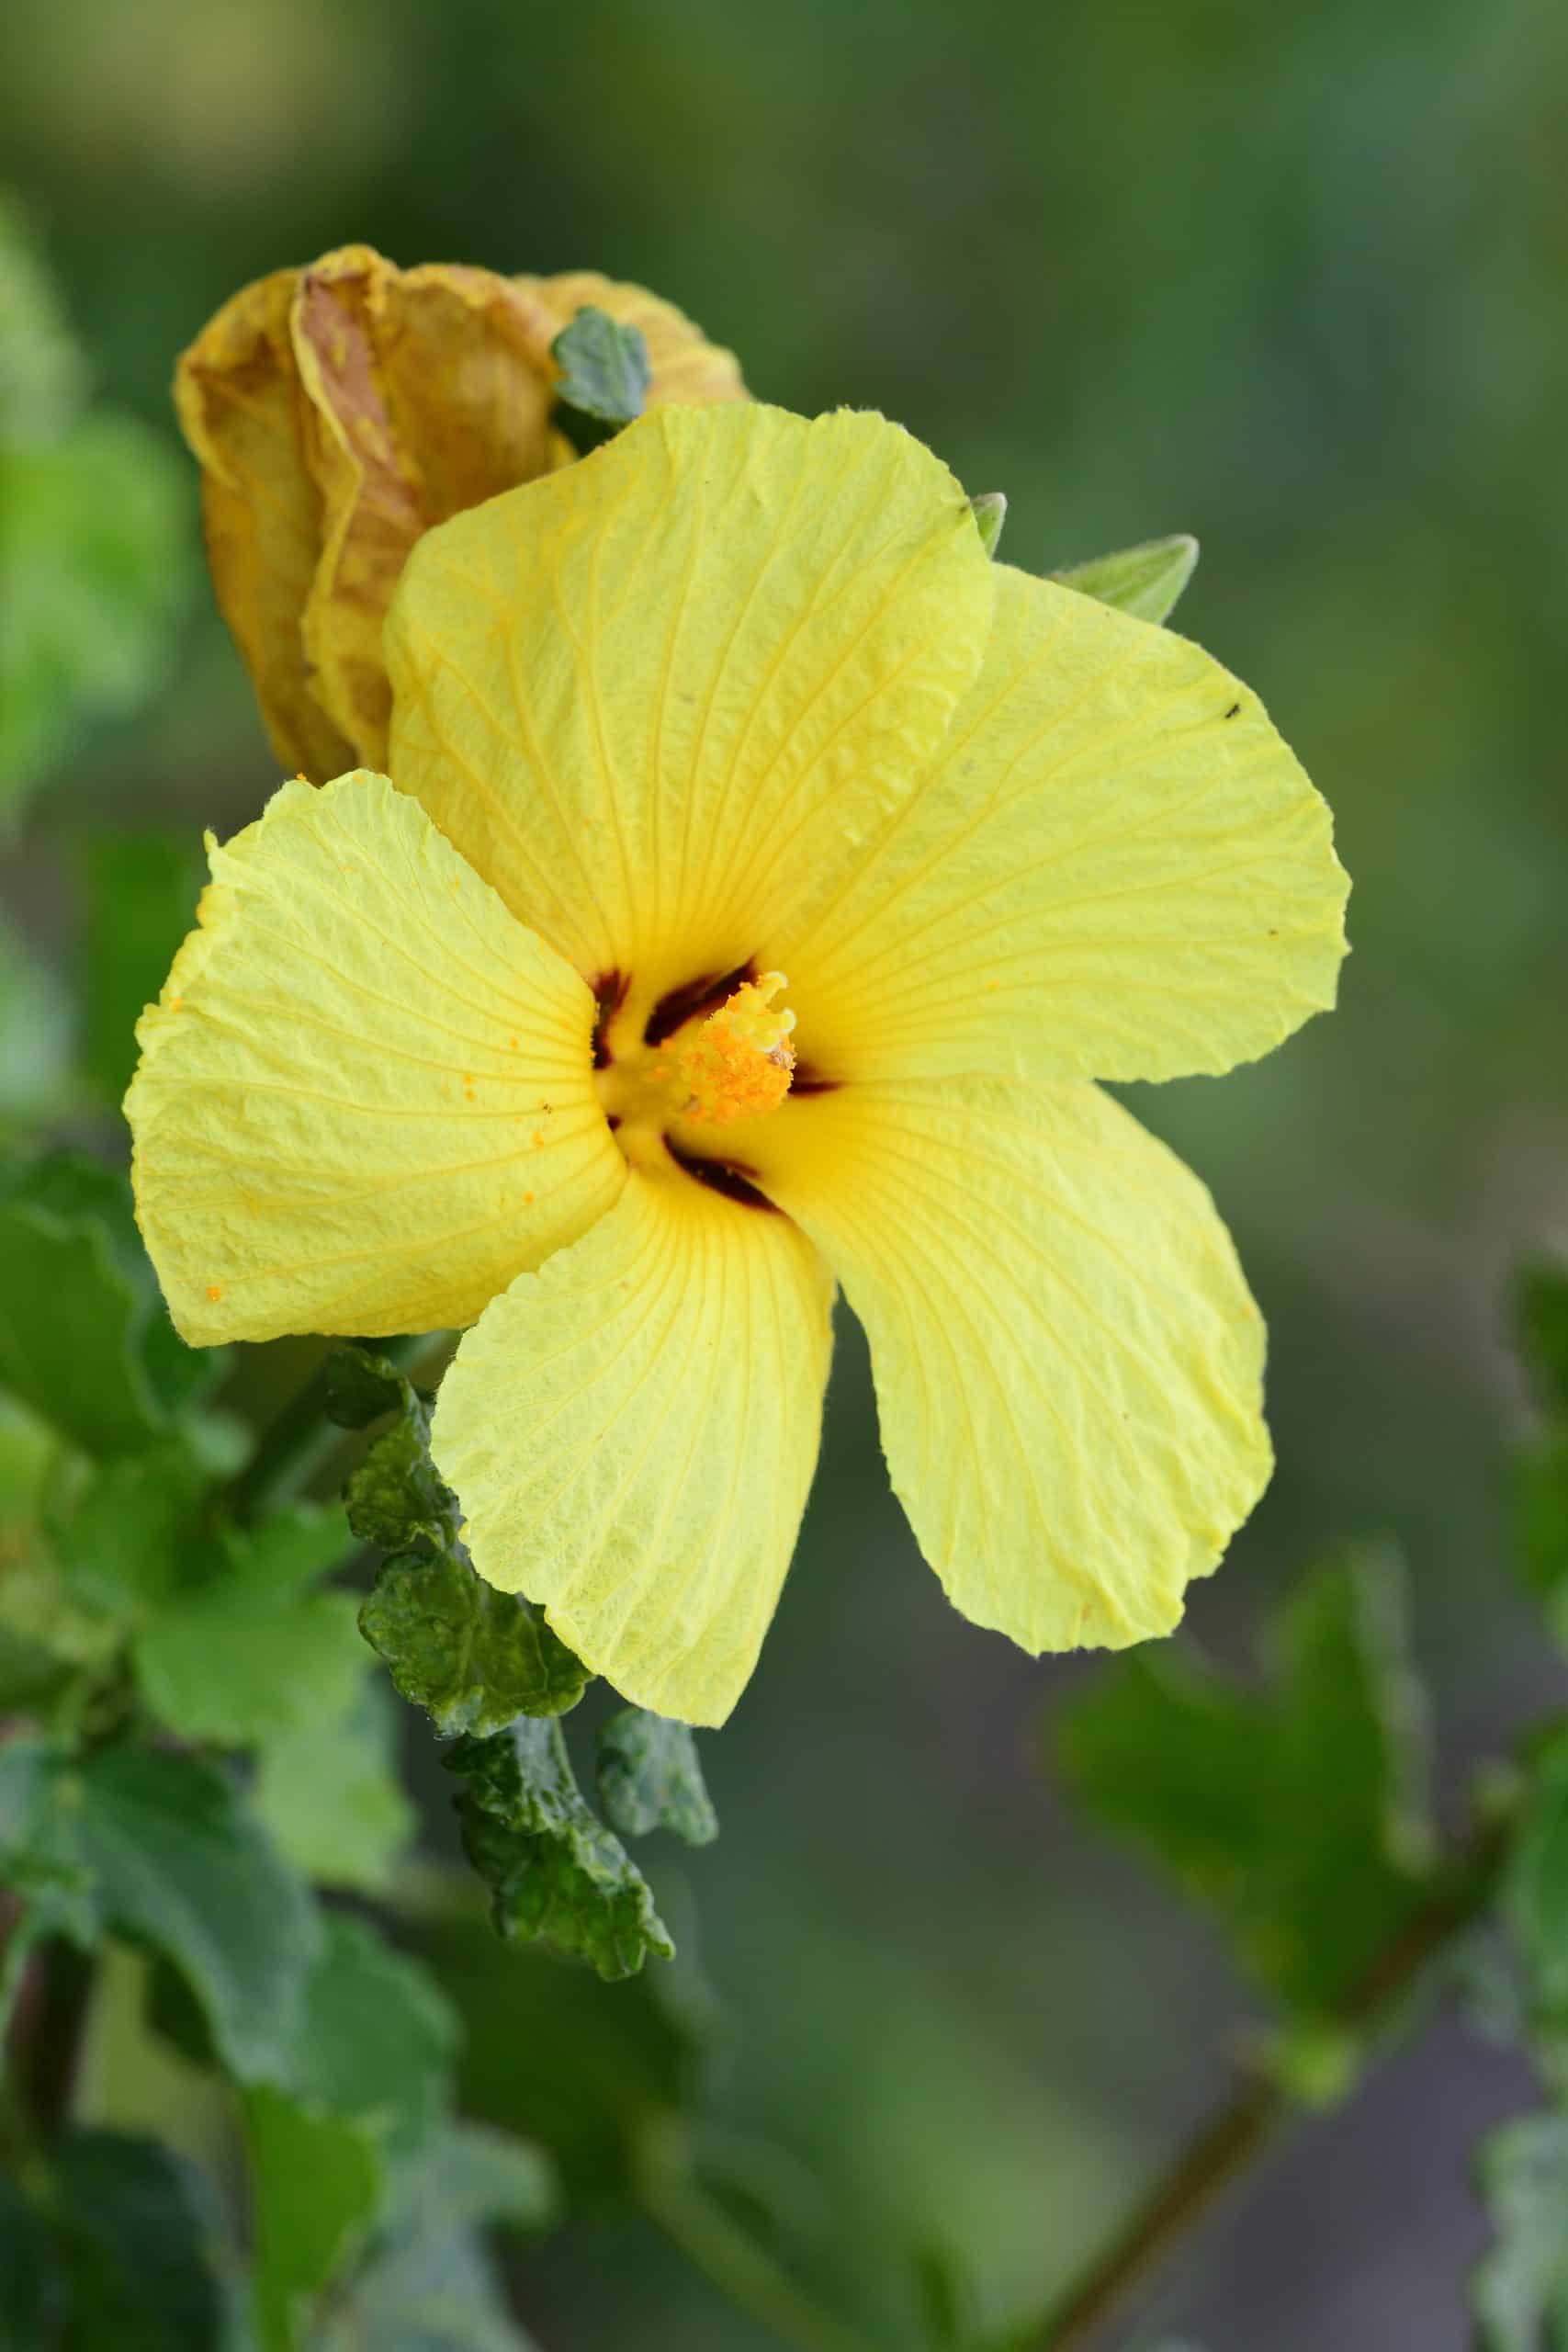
(175, 244), (745, 779)
(126, 402), (1348, 1726)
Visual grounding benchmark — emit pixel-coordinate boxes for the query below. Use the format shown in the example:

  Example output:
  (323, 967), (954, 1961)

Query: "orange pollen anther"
(675, 973), (796, 1125)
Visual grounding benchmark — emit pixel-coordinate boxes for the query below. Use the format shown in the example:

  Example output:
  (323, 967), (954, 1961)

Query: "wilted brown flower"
(174, 245), (747, 775)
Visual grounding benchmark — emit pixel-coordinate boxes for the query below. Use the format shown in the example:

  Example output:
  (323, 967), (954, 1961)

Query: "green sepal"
(447, 1717), (674, 1981)
(968, 492), (1007, 559)
(597, 1708), (717, 1846)
(1052, 532), (1199, 626)
(550, 305), (651, 437)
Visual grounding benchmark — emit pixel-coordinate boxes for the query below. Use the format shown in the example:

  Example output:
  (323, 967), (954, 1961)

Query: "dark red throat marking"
(589, 968), (629, 1067)
(666, 1140), (780, 1212)
(644, 960), (756, 1049)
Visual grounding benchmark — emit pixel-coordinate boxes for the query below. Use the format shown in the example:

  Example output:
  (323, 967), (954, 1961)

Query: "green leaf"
(1052, 532), (1199, 626)
(245, 2086), (383, 2352)
(0, 195), (83, 444)
(325, 1342), (418, 1432)
(550, 306), (651, 432)
(0, 2168), (63, 2346)
(1055, 1548), (1435, 2014)
(968, 492), (1007, 560)
(410, 1890), (708, 2208)
(45, 1436), (211, 1617)
(0, 1193), (171, 1455)
(339, 1344), (589, 1735)
(915, 2241), (976, 2348)
(1517, 1437), (1568, 1645)
(253, 2113), (553, 2352)
(0, 414), (189, 820)
(245, 1914), (459, 2350)
(1516, 1262), (1568, 1421)
(362, 1548), (589, 1739)
(316, 2186), (541, 2352)
(1473, 2112), (1568, 2350)
(0, 1529), (123, 1722)
(134, 1505), (362, 1748)
(0, 1739), (318, 2081)
(0, 918), (72, 1125)
(0, 1154), (215, 1453)
(77, 831), (203, 1103)
(425, 2121), (559, 2235)
(48, 2129), (227, 2352)
(280, 1912), (457, 2156)
(447, 1719), (674, 1980)
(596, 1709), (717, 1846)
(251, 1679), (416, 1895)
(343, 1376), (457, 1555)
(1504, 1726), (1568, 2076)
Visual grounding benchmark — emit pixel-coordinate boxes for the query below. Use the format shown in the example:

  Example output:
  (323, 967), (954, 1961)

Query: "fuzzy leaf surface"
(597, 1708), (717, 1846)
(447, 1719), (673, 1981)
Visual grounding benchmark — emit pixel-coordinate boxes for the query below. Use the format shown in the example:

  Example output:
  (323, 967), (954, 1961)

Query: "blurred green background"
(4, 0), (1567, 2342)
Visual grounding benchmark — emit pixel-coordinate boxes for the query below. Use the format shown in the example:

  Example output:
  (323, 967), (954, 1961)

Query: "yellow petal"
(771, 563), (1348, 1085)
(125, 771), (625, 1346)
(746, 1077), (1270, 1651)
(173, 269), (355, 780)
(431, 1170), (834, 1726)
(511, 269), (748, 407)
(292, 246), (562, 769)
(385, 401), (994, 1007)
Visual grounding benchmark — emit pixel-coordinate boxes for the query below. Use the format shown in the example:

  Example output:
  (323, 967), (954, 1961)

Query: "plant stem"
(8, 1937), (95, 2142)
(227, 1331), (435, 1523)
(998, 1818), (1510, 2352)
(637, 2118), (879, 2352)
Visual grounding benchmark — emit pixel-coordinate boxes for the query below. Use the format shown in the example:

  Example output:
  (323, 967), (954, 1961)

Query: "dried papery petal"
(293, 248), (562, 768)
(175, 247), (748, 776)
(175, 269), (354, 778)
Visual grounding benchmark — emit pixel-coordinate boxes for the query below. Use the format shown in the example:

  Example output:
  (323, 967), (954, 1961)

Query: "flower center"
(673, 973), (796, 1125)
(592, 970), (797, 1173)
